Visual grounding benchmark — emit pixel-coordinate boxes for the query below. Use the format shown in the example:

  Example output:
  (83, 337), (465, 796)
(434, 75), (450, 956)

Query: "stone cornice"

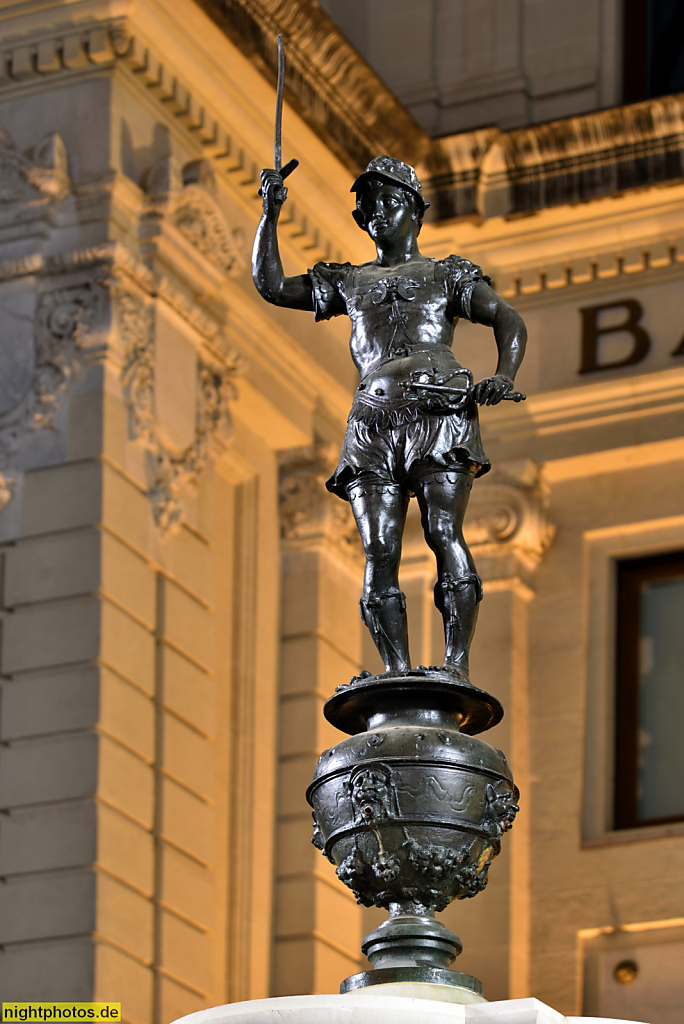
(195, 0), (426, 174)
(0, 4), (682, 238)
(0, 18), (350, 267)
(425, 93), (684, 222)
(495, 237), (684, 303)
(188, 4), (684, 224)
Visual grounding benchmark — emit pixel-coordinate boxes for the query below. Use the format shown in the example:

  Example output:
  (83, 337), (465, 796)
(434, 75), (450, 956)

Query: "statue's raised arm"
(251, 168), (314, 311)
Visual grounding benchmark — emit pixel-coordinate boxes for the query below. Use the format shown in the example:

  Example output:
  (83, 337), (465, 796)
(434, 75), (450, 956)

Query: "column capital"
(279, 442), (361, 561)
(466, 460), (555, 583)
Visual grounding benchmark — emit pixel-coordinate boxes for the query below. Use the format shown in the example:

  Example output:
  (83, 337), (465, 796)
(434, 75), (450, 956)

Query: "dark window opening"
(623, 0), (684, 104)
(614, 550), (684, 829)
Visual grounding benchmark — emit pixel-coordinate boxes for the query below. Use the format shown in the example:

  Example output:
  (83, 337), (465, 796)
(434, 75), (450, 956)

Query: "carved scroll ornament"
(0, 278), (105, 510)
(464, 459), (555, 570)
(144, 156), (245, 276)
(119, 290), (241, 532)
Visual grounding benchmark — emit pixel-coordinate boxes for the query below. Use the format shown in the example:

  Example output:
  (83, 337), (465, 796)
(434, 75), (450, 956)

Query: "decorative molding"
(0, 9), (423, 180)
(43, 241), (221, 342)
(143, 157), (245, 277)
(119, 290), (242, 532)
(45, 242), (155, 293)
(1, 15), (683, 236)
(0, 232), (241, 527)
(0, 126), (69, 204)
(0, 19), (342, 263)
(196, 0), (425, 174)
(155, 276), (220, 341)
(494, 239), (684, 301)
(279, 442), (361, 557)
(0, 252), (44, 281)
(465, 459), (555, 572)
(426, 93), (684, 223)
(0, 277), (104, 508)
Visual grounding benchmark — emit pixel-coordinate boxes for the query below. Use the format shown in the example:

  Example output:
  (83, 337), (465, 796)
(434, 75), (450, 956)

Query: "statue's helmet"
(351, 156), (430, 217)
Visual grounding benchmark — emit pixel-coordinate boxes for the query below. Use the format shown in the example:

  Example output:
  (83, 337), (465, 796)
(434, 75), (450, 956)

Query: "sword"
(260, 34), (298, 194)
(400, 380), (526, 403)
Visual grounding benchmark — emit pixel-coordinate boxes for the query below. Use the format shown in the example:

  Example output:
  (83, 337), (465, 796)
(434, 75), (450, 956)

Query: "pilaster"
(0, 3), (357, 1016)
(275, 444), (364, 995)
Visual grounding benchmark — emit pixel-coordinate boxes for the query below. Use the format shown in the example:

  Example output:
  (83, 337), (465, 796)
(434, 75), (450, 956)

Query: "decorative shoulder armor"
(439, 255), (491, 321)
(308, 261), (352, 322)
(440, 254), (487, 281)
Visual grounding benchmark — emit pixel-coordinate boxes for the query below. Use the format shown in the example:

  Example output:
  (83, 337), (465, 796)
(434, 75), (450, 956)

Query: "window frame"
(614, 549), (684, 830)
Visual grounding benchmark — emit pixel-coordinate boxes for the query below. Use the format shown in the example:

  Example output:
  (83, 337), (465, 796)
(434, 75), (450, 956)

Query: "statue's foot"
(415, 663), (474, 687)
(442, 662), (474, 687)
(347, 666), (414, 686)
(379, 665), (413, 678)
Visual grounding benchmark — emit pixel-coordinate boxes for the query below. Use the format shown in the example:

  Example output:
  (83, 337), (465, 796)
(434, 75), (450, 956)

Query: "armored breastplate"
(348, 260), (457, 377)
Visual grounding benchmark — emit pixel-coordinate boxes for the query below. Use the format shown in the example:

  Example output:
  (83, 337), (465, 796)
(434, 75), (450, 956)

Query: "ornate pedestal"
(307, 670), (519, 995)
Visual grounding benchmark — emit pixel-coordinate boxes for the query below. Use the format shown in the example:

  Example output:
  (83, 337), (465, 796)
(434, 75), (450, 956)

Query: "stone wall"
(318, 0), (623, 136)
(0, 2), (682, 1023)
(0, 1), (365, 1017)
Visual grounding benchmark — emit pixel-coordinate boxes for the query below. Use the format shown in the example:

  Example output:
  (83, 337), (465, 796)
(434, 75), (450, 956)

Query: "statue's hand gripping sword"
(401, 373), (526, 405)
(259, 34), (299, 196)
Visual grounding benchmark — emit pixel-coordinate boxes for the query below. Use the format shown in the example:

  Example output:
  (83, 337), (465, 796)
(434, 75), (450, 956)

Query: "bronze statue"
(253, 155), (527, 685)
(253, 45), (524, 994)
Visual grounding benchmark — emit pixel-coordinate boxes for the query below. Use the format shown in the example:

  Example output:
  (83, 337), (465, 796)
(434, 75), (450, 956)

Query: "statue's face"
(357, 182), (418, 244)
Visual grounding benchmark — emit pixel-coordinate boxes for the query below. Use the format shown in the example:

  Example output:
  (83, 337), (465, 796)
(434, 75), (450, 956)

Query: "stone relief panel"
(464, 458), (555, 571)
(143, 156), (246, 276)
(0, 126), (69, 204)
(279, 442), (361, 556)
(0, 119), (242, 532)
(0, 271), (240, 536)
(0, 276), (107, 509)
(119, 289), (241, 532)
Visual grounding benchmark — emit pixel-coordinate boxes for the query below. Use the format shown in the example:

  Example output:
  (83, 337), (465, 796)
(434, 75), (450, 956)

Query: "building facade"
(0, 2), (682, 1023)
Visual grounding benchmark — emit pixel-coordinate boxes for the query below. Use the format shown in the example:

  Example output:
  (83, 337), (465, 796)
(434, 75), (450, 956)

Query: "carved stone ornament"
(279, 442), (360, 555)
(0, 124), (69, 204)
(119, 290), (241, 532)
(143, 156), (245, 275)
(0, 278), (105, 509)
(464, 458), (555, 570)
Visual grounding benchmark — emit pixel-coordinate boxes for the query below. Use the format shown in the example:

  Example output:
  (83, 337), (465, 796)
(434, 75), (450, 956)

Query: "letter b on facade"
(579, 299), (651, 374)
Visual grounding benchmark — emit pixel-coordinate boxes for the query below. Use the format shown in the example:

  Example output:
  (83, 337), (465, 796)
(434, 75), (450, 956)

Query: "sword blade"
(275, 33), (284, 173)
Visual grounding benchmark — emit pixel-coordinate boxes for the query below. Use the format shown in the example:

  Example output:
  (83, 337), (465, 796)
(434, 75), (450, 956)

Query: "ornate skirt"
(326, 395), (490, 500)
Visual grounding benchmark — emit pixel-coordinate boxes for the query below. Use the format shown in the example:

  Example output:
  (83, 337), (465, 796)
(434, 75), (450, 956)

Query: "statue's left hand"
(472, 375), (514, 406)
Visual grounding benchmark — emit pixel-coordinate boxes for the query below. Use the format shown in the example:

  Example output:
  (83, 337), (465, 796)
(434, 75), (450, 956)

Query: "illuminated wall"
(0, 3), (682, 1023)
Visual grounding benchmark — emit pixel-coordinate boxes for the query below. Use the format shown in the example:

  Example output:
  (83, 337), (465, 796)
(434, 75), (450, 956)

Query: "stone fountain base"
(173, 993), (647, 1024)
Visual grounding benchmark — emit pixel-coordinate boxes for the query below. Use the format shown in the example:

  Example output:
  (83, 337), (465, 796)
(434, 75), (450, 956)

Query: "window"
(614, 551), (684, 828)
(623, 0), (684, 104)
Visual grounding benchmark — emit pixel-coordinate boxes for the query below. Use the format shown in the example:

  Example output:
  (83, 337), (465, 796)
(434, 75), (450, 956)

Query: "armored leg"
(412, 465), (481, 681)
(434, 571), (483, 684)
(347, 477), (411, 674)
(359, 587), (411, 674)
